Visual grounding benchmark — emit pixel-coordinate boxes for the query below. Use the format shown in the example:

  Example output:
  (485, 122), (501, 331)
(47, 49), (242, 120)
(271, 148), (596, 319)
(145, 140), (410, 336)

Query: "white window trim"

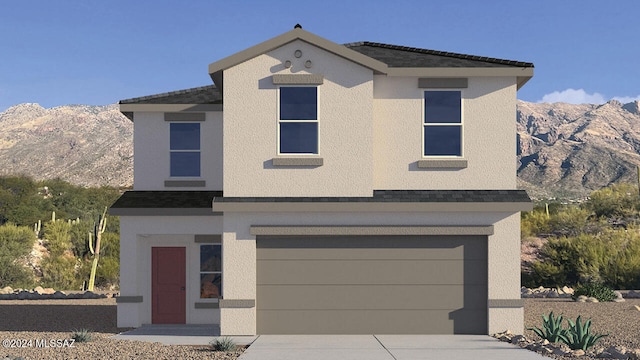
(276, 85), (320, 156)
(421, 89), (464, 158)
(169, 122), (202, 178)
(199, 243), (222, 300)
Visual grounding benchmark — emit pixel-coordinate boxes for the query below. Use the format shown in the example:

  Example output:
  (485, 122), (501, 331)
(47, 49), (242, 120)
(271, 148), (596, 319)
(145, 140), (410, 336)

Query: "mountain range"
(1, 100), (640, 199)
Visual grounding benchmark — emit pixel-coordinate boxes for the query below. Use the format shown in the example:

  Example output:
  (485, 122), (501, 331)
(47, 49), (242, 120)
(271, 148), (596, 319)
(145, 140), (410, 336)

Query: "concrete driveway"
(238, 335), (548, 360)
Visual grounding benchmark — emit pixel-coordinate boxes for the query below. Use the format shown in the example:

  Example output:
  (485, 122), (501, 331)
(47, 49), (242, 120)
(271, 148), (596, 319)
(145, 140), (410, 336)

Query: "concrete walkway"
(238, 335), (549, 360)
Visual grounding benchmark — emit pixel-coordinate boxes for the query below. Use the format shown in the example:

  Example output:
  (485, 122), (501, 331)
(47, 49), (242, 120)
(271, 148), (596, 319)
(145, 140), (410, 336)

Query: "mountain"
(517, 99), (640, 199)
(1, 100), (640, 198)
(0, 103), (133, 188)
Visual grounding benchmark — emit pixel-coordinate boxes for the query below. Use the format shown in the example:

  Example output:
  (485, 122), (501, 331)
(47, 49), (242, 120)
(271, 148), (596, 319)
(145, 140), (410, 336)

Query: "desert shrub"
(584, 183), (640, 219)
(526, 228), (640, 288)
(548, 207), (592, 237)
(40, 220), (80, 289)
(573, 282), (616, 302)
(0, 223), (35, 287)
(521, 210), (551, 237)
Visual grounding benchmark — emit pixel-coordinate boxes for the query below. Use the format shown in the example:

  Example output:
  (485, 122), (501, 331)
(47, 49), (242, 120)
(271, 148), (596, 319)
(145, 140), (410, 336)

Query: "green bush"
(521, 210), (551, 237)
(40, 254), (79, 289)
(548, 207), (592, 237)
(573, 282), (616, 302)
(526, 228), (640, 289)
(584, 183), (640, 219)
(0, 224), (35, 288)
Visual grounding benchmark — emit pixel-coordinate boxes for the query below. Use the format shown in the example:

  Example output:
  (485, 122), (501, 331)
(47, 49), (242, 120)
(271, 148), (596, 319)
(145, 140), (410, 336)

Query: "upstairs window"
(423, 91), (462, 156)
(278, 87), (318, 154)
(170, 123), (200, 177)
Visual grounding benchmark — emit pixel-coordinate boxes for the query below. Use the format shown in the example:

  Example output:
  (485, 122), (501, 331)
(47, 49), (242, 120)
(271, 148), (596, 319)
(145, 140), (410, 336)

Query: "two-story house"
(110, 25), (534, 336)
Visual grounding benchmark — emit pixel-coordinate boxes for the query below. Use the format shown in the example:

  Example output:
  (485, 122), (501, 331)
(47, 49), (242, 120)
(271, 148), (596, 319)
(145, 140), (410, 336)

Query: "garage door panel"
(257, 309), (487, 334)
(256, 235), (487, 334)
(258, 284), (487, 310)
(258, 259), (487, 285)
(257, 236), (486, 260)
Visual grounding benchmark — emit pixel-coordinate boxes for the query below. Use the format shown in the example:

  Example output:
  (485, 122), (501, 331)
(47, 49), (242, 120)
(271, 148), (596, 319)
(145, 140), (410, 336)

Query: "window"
(170, 123), (200, 176)
(423, 91), (462, 156)
(278, 87), (318, 154)
(200, 244), (221, 299)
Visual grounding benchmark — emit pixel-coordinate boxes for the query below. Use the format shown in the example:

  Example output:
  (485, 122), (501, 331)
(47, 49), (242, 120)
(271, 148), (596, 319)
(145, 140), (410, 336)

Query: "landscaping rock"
(0, 286), (12, 294)
(572, 349), (585, 357)
(586, 297), (600, 303)
(599, 346), (628, 359)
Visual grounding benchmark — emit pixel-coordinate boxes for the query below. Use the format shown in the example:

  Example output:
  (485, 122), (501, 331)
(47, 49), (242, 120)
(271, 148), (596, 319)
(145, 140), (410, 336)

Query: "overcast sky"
(1, 0), (638, 111)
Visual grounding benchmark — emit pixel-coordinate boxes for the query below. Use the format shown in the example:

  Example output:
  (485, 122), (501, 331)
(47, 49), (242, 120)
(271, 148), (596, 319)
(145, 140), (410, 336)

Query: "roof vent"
(294, 23), (302, 29)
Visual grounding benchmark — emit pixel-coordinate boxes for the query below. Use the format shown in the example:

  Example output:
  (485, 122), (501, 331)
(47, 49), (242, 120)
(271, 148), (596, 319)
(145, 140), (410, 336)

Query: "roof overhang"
(212, 201), (532, 213)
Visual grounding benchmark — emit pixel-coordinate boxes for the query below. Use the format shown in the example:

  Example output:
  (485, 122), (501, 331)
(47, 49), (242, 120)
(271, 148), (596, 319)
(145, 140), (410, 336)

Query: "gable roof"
(345, 42), (534, 69)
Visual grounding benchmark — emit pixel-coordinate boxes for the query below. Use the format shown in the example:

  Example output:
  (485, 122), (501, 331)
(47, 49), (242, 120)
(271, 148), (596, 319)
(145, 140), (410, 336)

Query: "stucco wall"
(133, 111), (223, 191)
(223, 40), (374, 197)
(118, 216), (223, 328)
(373, 76), (518, 190)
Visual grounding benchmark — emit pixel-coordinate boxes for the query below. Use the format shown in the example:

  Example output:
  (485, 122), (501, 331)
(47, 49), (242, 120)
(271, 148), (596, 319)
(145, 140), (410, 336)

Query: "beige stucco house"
(110, 26), (534, 335)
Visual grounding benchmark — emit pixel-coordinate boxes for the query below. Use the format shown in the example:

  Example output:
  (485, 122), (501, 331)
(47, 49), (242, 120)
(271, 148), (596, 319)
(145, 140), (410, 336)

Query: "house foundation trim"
(219, 299), (256, 308)
(250, 225), (494, 236)
(116, 296), (143, 303)
(488, 299), (525, 308)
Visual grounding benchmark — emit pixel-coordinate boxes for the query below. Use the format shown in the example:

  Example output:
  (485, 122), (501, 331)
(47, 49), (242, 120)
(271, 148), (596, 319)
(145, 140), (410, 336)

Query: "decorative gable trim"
(419, 78), (468, 89)
(272, 74), (324, 85)
(208, 28), (388, 77)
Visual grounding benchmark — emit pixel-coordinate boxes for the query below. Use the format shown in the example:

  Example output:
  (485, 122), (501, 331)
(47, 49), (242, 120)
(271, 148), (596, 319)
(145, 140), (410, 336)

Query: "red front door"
(152, 247), (186, 324)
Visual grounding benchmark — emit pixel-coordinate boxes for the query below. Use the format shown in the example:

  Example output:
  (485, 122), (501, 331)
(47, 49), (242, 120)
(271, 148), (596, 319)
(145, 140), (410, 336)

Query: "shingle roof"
(110, 191), (222, 209)
(119, 85), (221, 105)
(344, 42), (534, 68)
(215, 190), (531, 203)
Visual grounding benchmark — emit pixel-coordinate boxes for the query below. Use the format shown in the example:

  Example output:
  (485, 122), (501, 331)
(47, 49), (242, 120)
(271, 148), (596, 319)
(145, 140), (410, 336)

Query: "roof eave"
(119, 103), (222, 116)
(207, 28), (389, 76)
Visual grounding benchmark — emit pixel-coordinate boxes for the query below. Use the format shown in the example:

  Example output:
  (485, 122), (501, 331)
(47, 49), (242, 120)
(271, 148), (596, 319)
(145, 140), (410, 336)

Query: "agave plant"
(210, 336), (237, 352)
(528, 311), (567, 342)
(558, 315), (608, 350)
(70, 328), (93, 343)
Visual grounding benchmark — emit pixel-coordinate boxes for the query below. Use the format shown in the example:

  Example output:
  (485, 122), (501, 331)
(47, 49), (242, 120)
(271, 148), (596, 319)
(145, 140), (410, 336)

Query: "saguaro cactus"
(87, 207), (107, 291)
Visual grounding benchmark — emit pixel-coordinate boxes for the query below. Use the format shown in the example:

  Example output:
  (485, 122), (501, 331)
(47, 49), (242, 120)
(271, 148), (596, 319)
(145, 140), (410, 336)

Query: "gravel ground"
(1, 298), (638, 359)
(524, 298), (640, 359)
(0, 298), (244, 360)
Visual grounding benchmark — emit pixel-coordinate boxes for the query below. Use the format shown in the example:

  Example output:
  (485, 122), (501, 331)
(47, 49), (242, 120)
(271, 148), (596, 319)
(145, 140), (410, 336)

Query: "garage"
(256, 235), (487, 334)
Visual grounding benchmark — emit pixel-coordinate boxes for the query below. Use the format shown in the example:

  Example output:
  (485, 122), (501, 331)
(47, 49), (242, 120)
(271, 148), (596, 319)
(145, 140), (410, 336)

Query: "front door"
(152, 247), (186, 324)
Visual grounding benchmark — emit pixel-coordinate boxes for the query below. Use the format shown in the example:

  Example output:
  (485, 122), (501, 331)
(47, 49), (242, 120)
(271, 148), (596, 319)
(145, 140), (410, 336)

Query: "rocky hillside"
(517, 100), (640, 199)
(2, 100), (640, 197)
(0, 103), (132, 188)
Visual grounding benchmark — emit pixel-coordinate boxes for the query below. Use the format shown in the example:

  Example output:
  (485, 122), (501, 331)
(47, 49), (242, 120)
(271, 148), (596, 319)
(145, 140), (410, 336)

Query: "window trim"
(277, 85), (320, 155)
(169, 122), (202, 178)
(199, 243), (222, 300)
(422, 90), (464, 158)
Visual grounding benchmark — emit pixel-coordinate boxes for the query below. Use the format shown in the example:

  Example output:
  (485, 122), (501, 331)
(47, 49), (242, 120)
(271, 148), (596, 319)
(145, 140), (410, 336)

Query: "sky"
(1, 0), (639, 111)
